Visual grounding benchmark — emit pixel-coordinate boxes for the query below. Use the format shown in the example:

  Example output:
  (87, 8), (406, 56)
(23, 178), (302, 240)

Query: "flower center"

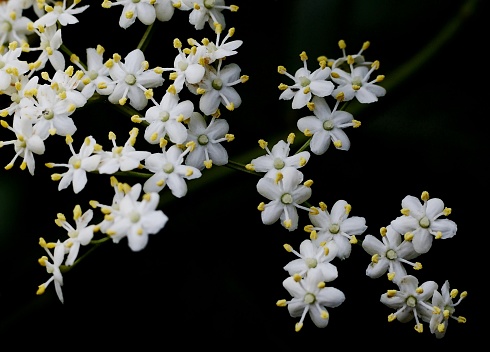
(386, 249), (397, 260)
(352, 76), (363, 86)
(132, 0), (140, 3)
(281, 193), (293, 204)
(69, 156), (81, 169)
(88, 70), (98, 80)
(212, 78), (223, 90)
(304, 293), (316, 304)
(68, 230), (79, 239)
(160, 111), (170, 122)
(305, 257), (317, 268)
(273, 157), (285, 170)
(0, 21), (12, 33)
(129, 210), (140, 223)
(197, 134), (209, 145)
(125, 74), (137, 85)
(299, 76), (311, 87)
(178, 61), (188, 71)
(329, 223), (340, 234)
(204, 0), (215, 9)
(406, 296), (417, 308)
(323, 120), (334, 131)
(419, 216), (430, 228)
(42, 109), (54, 120)
(163, 162), (174, 174)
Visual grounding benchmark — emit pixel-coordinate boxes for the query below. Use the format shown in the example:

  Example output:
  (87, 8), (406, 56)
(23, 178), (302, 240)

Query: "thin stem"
(138, 23), (157, 52)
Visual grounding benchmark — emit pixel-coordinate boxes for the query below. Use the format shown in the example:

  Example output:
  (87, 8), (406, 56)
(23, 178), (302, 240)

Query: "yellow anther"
(118, 97), (127, 105)
(283, 244), (293, 252)
(317, 282), (326, 289)
(352, 119), (361, 128)
(197, 88), (206, 95)
(306, 101), (315, 111)
(304, 225), (314, 233)
(131, 115), (142, 123)
(432, 306), (441, 315)
(167, 84), (177, 95)
(299, 51), (308, 61)
(415, 287), (424, 294)
(404, 232), (414, 241)
(387, 289), (397, 297)
(278, 83), (288, 91)
(277, 66), (287, 74)
(387, 272), (395, 281)
(96, 45), (105, 55)
(351, 84), (361, 91)
(437, 323), (445, 333)
(320, 310), (328, 319)
(457, 316), (466, 323)
(309, 230), (317, 240)
(414, 262), (422, 270)
(293, 273), (301, 282)
(371, 60), (380, 70)
(414, 323), (423, 333)
(338, 40), (346, 49)
(299, 157), (307, 167)
(303, 128), (312, 137)
(230, 5), (238, 11)
(421, 191), (429, 201)
(331, 72), (340, 79)
(309, 206), (319, 216)
(125, 11), (134, 19)
(371, 254), (379, 263)
(349, 235), (357, 244)
(225, 134), (234, 142)
(169, 72), (178, 80)
(226, 102), (234, 111)
(388, 313), (396, 322)
(275, 172), (283, 184)
(376, 75), (384, 82)
(347, 55), (355, 65)
(295, 322), (303, 332)
(362, 41), (370, 51)
(144, 89), (153, 99)
(344, 203), (351, 214)
(304, 179), (313, 187)
(443, 207), (452, 216)
(323, 246), (329, 256)
(240, 75), (249, 83)
(36, 284), (46, 295)
(284, 219), (292, 229)
(257, 202), (265, 211)
(400, 208), (410, 216)
(380, 227), (387, 236)
(434, 231), (442, 239)
(460, 291), (468, 299)
(245, 164), (254, 171)
(276, 299), (287, 307)
(51, 173), (61, 181)
(302, 86), (310, 94)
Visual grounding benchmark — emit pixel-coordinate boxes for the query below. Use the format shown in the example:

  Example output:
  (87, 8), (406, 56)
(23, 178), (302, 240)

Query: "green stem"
(138, 23), (157, 52)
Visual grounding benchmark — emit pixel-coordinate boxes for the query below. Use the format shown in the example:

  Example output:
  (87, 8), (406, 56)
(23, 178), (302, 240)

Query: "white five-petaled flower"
(33, 0), (90, 28)
(0, 47), (29, 91)
(278, 51), (334, 110)
(331, 59), (386, 104)
(380, 275), (437, 333)
(283, 239), (338, 280)
(0, 2), (34, 46)
(247, 134), (310, 178)
(37, 239), (66, 304)
(184, 112), (231, 170)
(297, 96), (358, 155)
(0, 117), (45, 175)
(307, 199), (367, 260)
(188, 26), (242, 66)
(256, 166), (312, 232)
(277, 267), (345, 331)
(362, 225), (421, 283)
(142, 90), (194, 145)
(97, 128), (151, 174)
(143, 144), (202, 198)
(181, 0), (238, 31)
(103, 183), (169, 252)
(29, 25), (65, 72)
(107, 48), (164, 111)
(197, 62), (245, 115)
(47, 135), (102, 194)
(102, 0), (156, 29)
(429, 280), (467, 339)
(56, 204), (96, 266)
(72, 45), (115, 98)
(390, 191), (457, 254)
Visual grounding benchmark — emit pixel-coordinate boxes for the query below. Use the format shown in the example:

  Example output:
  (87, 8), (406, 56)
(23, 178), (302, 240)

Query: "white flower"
(102, 0), (156, 29)
(103, 183), (169, 252)
(278, 51), (334, 109)
(46, 135), (102, 194)
(331, 60), (386, 104)
(92, 176), (127, 233)
(143, 144), (202, 198)
(56, 205), (96, 266)
(33, 0), (90, 27)
(188, 26), (242, 65)
(297, 96), (358, 155)
(36, 239), (66, 303)
(97, 128), (151, 174)
(0, 117), (45, 175)
(283, 239), (337, 280)
(429, 280), (467, 339)
(380, 275), (437, 333)
(0, 46), (29, 91)
(181, 0), (238, 31)
(154, 0), (191, 22)
(277, 267), (345, 331)
(29, 25), (65, 72)
(197, 62), (245, 115)
(184, 112), (232, 170)
(248, 134), (310, 178)
(72, 45), (115, 98)
(362, 225), (421, 283)
(107, 48), (164, 110)
(390, 191), (457, 254)
(256, 167), (312, 232)
(142, 90), (193, 145)
(307, 199), (367, 260)
(0, 2), (34, 45)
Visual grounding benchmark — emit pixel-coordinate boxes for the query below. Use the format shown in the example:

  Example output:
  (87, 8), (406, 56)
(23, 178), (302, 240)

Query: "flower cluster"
(0, 0), (469, 340)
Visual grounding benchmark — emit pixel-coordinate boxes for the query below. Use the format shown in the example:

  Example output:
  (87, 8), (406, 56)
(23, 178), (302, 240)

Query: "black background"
(0, 0), (486, 348)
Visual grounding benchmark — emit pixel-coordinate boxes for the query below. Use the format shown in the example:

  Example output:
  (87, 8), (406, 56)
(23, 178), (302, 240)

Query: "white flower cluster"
(0, 0), (468, 339)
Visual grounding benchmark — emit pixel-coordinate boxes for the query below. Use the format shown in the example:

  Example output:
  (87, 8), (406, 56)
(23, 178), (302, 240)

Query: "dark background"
(0, 0), (486, 348)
